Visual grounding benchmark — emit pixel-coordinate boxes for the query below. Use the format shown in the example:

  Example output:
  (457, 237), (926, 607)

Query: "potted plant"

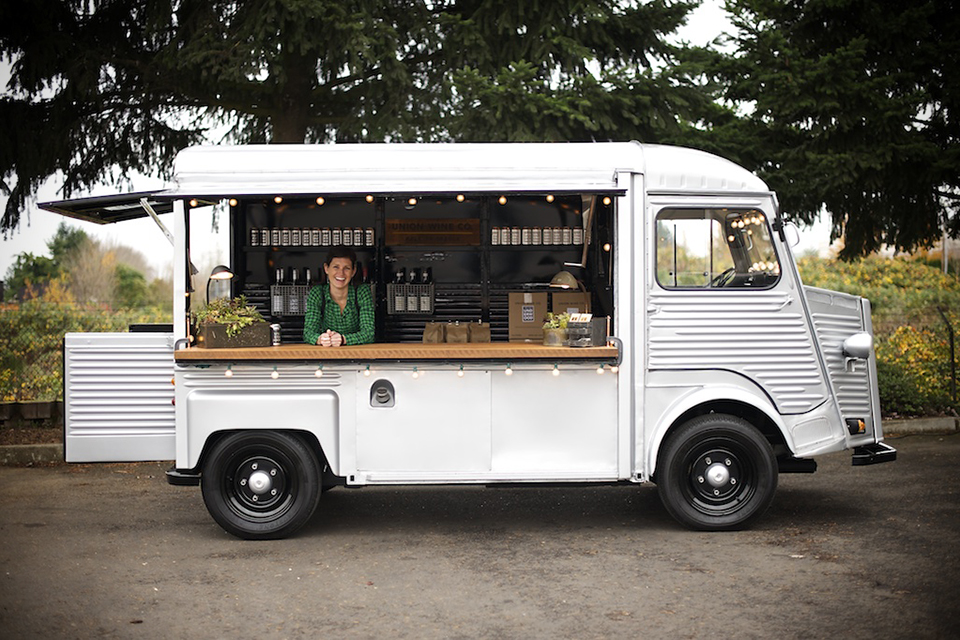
(193, 296), (270, 348)
(542, 312), (570, 347)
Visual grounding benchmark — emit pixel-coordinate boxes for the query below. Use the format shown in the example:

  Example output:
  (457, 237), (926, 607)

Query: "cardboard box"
(508, 292), (548, 342)
(551, 291), (591, 315)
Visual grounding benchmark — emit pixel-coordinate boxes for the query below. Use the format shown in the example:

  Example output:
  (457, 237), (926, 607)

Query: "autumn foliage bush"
(0, 280), (170, 402)
(799, 256), (960, 416)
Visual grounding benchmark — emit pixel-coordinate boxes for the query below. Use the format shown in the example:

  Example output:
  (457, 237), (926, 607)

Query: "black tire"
(201, 431), (322, 540)
(657, 414), (777, 531)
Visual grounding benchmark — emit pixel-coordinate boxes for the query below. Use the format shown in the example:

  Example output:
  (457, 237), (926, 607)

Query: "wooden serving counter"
(174, 342), (619, 363)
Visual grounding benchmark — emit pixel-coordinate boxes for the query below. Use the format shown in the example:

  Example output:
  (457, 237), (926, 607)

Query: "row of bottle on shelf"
(252, 227), (375, 248)
(274, 262), (376, 286)
(269, 267), (435, 315)
(250, 226), (583, 248)
(491, 226), (584, 246)
(272, 265), (436, 287)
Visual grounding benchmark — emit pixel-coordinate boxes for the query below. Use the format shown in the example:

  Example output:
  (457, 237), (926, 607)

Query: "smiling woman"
(302, 245), (375, 346)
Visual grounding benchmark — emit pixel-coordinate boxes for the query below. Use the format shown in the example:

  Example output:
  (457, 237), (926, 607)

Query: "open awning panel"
(39, 191), (176, 225)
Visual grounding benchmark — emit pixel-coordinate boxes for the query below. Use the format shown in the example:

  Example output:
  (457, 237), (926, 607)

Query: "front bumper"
(852, 442), (897, 466)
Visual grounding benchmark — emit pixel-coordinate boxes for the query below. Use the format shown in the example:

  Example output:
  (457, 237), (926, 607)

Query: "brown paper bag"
(468, 321), (491, 343)
(445, 321), (469, 343)
(422, 322), (445, 343)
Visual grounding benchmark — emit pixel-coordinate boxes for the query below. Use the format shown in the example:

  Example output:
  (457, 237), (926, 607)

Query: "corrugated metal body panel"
(804, 288), (874, 424)
(647, 292), (829, 414)
(64, 333), (175, 462)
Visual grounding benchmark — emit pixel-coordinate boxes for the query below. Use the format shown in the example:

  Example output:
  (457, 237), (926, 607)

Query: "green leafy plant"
(193, 296), (265, 337)
(543, 312), (570, 330)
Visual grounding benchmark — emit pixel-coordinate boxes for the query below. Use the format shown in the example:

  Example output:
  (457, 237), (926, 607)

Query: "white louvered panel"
(648, 292), (828, 413)
(64, 333), (175, 461)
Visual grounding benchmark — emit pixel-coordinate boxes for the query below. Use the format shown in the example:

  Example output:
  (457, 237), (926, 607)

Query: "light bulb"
(552, 364), (560, 377)
(456, 194), (465, 202)
(229, 198), (238, 207)
(505, 364), (513, 376)
(603, 196), (612, 206)
(365, 195), (374, 203)
(498, 196), (507, 205)
(271, 367), (279, 379)
(457, 365), (465, 377)
(596, 365), (604, 375)
(316, 196), (325, 205)
(412, 367), (420, 379)
(315, 366), (323, 378)
(363, 365), (371, 377)
(546, 195), (554, 203)
(224, 365), (233, 378)
(274, 196), (283, 204)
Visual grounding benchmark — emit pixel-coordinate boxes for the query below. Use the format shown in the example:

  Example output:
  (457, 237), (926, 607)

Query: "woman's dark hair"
(324, 245), (357, 267)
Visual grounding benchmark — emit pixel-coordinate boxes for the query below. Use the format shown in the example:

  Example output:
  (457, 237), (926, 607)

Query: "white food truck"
(43, 142), (896, 539)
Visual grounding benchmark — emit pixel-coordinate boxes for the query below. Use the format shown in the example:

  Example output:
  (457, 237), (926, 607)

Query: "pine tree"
(708, 0), (960, 257)
(1, 0), (705, 232)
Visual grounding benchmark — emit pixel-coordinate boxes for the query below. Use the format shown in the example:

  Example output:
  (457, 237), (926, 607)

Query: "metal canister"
(270, 324), (281, 346)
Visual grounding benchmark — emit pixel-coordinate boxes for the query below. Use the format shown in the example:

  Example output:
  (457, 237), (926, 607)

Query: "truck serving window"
(656, 208), (780, 289)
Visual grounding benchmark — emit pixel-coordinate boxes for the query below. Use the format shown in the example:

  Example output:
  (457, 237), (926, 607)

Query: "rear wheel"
(657, 414), (777, 531)
(201, 431), (321, 540)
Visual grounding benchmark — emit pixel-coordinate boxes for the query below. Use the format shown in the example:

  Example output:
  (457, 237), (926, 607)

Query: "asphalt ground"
(0, 427), (958, 639)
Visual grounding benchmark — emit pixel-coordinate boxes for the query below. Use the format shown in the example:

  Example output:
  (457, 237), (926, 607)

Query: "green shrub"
(0, 300), (171, 402)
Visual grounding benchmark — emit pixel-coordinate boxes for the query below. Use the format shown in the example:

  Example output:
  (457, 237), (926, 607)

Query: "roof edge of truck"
(39, 142), (770, 223)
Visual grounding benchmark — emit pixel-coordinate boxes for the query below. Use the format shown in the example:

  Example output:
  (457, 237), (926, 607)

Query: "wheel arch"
(647, 386), (793, 481)
(192, 428), (331, 478)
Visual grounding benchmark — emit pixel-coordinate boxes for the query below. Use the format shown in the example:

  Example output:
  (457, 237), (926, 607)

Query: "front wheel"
(201, 431), (322, 540)
(657, 414), (777, 531)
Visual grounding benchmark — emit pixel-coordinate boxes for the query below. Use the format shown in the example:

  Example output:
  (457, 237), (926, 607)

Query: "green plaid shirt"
(302, 284), (375, 345)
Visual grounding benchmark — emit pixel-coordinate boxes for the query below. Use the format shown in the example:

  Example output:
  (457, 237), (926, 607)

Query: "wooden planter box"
(18, 402), (53, 420)
(196, 322), (271, 349)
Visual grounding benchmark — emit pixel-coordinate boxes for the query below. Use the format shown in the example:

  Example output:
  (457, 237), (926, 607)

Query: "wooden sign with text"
(385, 218), (481, 246)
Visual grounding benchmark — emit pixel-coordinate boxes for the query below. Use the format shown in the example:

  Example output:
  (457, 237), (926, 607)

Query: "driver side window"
(655, 208), (780, 289)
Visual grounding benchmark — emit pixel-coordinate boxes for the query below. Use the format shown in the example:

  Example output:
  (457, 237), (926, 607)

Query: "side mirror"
(782, 222), (801, 248)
